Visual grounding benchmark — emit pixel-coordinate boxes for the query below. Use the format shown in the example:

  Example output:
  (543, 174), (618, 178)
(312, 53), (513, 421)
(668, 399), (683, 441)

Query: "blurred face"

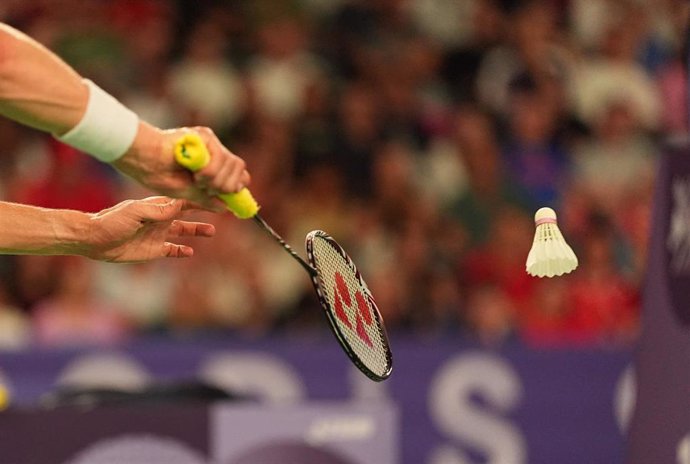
(467, 286), (513, 342)
(373, 142), (414, 197)
(402, 38), (440, 84)
(584, 234), (613, 270)
(367, 264), (406, 326)
(57, 257), (93, 298)
(186, 22), (227, 62)
(597, 101), (636, 141)
(513, 2), (556, 50)
(601, 8), (647, 62)
(533, 279), (568, 317)
(130, 16), (173, 63)
(257, 18), (306, 59)
(473, 0), (505, 45)
(454, 110), (501, 188)
(379, 75), (415, 118)
(303, 165), (344, 203)
(340, 85), (378, 139)
(490, 209), (532, 260)
(510, 92), (557, 144)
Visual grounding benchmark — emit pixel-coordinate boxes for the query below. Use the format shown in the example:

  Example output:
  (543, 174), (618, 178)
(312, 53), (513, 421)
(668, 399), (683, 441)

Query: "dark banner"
(0, 402), (396, 464)
(0, 404), (209, 464)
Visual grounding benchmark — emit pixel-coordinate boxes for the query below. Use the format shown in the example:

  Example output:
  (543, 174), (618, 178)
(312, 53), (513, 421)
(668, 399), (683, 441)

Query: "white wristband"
(56, 79), (139, 162)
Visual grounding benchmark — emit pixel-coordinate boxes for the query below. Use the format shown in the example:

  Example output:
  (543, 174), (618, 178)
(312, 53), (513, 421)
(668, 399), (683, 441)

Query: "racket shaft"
(253, 215), (317, 276)
(173, 134), (315, 274)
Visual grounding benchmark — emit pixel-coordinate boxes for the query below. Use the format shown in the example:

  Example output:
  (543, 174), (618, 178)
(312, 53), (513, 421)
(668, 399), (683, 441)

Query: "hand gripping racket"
(174, 134), (393, 381)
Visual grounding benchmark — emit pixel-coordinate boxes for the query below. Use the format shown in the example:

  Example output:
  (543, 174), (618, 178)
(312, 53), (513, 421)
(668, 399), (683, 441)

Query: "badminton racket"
(174, 134), (393, 381)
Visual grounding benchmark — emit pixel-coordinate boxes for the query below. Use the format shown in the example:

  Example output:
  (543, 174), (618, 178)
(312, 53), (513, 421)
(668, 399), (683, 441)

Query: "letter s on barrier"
(428, 353), (526, 464)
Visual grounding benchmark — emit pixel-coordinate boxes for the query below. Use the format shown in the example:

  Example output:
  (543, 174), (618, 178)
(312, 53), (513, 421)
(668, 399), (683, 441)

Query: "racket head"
(305, 230), (393, 381)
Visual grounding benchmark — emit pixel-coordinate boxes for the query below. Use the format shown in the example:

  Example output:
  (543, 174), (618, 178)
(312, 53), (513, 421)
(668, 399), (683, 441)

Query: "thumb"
(138, 198), (185, 222)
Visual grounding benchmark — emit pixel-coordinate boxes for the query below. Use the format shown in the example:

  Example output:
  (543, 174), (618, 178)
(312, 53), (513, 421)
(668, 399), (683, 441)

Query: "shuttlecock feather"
(526, 207), (578, 278)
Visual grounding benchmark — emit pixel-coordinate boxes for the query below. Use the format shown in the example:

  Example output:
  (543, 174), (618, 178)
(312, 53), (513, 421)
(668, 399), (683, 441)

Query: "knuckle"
(195, 126), (214, 137)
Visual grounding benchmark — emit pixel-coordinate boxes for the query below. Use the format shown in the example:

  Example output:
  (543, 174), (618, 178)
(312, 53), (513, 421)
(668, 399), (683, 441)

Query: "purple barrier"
(628, 143), (690, 463)
(0, 336), (631, 464)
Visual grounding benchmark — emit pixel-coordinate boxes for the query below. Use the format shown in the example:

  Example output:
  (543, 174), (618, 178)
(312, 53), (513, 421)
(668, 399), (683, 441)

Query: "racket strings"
(311, 236), (391, 377)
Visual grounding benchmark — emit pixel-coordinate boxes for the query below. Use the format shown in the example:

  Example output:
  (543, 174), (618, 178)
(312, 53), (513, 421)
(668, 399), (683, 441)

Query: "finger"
(196, 154), (236, 193)
(194, 127), (249, 193)
(240, 170), (251, 189)
(140, 196), (171, 204)
(221, 158), (249, 193)
(194, 127), (226, 178)
(202, 159), (248, 194)
(169, 220), (216, 237)
(162, 242), (194, 258)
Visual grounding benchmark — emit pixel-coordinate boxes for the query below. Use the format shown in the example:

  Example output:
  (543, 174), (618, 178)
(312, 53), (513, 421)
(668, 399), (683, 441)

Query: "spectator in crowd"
(563, 215), (639, 345)
(246, 6), (323, 121)
(569, 2), (661, 132)
(501, 75), (572, 208)
(169, 17), (245, 131)
(570, 98), (656, 219)
(32, 257), (130, 346)
(446, 106), (532, 245)
(475, 0), (569, 118)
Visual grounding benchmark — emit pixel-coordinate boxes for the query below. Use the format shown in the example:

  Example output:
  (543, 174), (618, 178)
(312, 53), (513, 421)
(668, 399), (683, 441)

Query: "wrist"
(55, 79), (139, 162)
(125, 121), (163, 163)
(48, 208), (94, 256)
(111, 121), (165, 176)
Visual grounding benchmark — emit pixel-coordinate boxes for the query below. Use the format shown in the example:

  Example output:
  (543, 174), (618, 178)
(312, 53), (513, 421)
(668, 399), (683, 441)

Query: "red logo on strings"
(333, 271), (373, 347)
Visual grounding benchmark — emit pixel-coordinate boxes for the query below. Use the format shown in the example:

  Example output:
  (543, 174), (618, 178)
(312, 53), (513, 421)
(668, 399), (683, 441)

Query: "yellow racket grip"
(174, 133), (259, 219)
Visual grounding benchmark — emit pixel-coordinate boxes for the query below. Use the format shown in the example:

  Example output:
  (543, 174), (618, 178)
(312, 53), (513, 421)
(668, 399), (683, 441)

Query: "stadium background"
(0, 0), (682, 463)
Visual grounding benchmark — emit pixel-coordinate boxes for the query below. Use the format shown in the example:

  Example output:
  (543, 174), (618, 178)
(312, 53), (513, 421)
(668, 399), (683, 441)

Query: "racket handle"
(174, 133), (259, 219)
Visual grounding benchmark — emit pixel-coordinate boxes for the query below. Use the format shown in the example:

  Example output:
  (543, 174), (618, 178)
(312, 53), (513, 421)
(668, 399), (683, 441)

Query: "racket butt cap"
(174, 133), (210, 171)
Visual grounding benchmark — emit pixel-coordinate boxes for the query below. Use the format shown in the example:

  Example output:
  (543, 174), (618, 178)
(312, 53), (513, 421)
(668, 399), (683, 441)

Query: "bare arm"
(0, 197), (215, 262)
(0, 23), (249, 208)
(0, 24), (87, 134)
(0, 201), (88, 256)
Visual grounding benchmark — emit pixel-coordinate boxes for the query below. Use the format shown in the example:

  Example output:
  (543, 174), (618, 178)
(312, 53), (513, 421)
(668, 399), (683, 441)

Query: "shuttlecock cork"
(526, 207), (578, 278)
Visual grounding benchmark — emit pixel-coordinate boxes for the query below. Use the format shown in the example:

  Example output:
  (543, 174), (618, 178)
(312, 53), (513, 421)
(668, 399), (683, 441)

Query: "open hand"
(85, 196), (215, 263)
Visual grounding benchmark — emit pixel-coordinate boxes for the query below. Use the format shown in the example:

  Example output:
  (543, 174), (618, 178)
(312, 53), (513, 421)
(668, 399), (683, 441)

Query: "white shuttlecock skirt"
(526, 222), (578, 278)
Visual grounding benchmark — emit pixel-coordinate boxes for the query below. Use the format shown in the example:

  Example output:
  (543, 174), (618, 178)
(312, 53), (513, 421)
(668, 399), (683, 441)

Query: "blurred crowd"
(0, 0), (682, 349)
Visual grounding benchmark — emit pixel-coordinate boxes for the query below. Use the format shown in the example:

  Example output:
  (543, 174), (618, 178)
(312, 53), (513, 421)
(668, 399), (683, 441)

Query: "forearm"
(0, 24), (248, 206)
(0, 201), (92, 256)
(0, 23), (87, 135)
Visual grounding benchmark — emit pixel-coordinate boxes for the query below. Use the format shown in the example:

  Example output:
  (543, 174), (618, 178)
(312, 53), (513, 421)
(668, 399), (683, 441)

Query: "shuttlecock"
(526, 207), (578, 278)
